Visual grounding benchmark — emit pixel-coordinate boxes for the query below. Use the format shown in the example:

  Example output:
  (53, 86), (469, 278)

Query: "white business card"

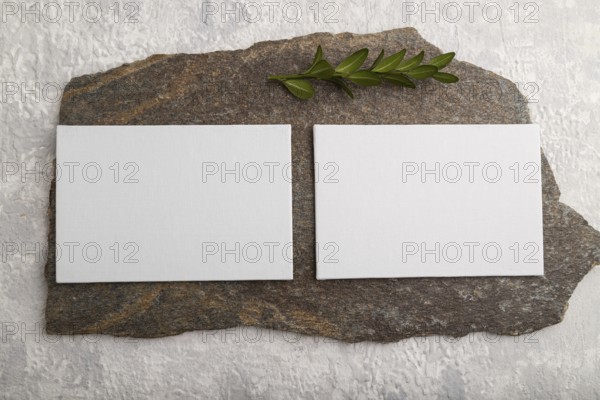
(314, 124), (543, 279)
(56, 125), (293, 283)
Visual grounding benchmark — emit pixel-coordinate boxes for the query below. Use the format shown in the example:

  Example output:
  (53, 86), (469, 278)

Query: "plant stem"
(268, 74), (305, 80)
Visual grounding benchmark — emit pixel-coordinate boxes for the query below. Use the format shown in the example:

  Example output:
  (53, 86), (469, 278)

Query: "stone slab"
(45, 28), (600, 342)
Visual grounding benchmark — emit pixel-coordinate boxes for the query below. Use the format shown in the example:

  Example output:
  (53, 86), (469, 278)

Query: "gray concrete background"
(1, 0), (599, 398)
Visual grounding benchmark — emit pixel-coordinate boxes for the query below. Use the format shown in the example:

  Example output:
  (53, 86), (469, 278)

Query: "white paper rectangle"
(56, 125), (293, 283)
(314, 124), (543, 279)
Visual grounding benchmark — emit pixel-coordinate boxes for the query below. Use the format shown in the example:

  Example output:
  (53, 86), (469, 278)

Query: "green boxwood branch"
(268, 46), (459, 100)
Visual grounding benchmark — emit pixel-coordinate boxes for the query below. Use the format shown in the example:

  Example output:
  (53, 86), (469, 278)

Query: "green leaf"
(432, 72), (459, 83)
(405, 65), (438, 79)
(370, 50), (385, 69)
(382, 72), (416, 88)
(347, 70), (382, 86)
(395, 51), (425, 72)
(335, 48), (369, 74)
(307, 60), (334, 79)
(428, 52), (455, 69)
(371, 49), (407, 73)
(328, 77), (354, 98)
(282, 79), (315, 99)
(304, 45), (324, 73)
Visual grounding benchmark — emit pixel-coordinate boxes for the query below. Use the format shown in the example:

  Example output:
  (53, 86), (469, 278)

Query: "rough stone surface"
(45, 28), (600, 342)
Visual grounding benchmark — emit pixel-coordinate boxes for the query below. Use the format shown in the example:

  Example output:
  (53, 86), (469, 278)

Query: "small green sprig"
(268, 46), (459, 100)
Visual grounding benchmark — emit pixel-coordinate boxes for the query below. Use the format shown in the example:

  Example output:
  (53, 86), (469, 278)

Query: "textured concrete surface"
(44, 28), (600, 343)
(2, 0), (600, 398)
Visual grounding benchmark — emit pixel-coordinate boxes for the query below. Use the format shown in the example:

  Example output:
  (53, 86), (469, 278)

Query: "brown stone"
(45, 28), (600, 342)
